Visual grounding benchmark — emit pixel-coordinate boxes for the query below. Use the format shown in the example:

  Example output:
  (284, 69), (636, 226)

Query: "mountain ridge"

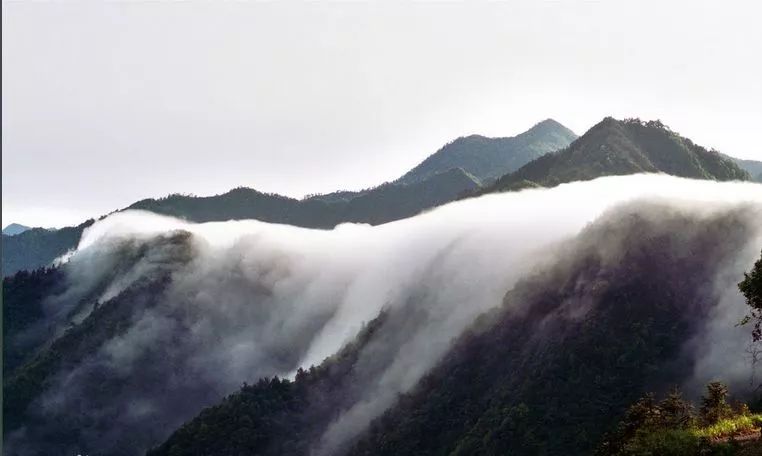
(486, 117), (751, 193)
(3, 117), (756, 277)
(126, 167), (480, 225)
(2, 120), (575, 276)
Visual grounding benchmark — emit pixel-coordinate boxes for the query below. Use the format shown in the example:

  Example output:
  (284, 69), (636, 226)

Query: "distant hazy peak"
(2, 223), (31, 236)
(720, 154), (762, 183)
(398, 119), (577, 185)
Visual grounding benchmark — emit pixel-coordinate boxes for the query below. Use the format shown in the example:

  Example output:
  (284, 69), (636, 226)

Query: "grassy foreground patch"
(616, 415), (762, 456)
(694, 415), (762, 440)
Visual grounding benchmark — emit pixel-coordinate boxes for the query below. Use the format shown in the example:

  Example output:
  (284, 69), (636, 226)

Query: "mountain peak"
(520, 118), (577, 138)
(398, 120), (577, 185)
(531, 118), (566, 130)
(3, 223), (31, 236)
(488, 116), (751, 192)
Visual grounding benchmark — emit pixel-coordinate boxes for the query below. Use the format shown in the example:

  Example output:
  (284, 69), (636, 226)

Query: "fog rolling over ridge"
(5, 174), (762, 455)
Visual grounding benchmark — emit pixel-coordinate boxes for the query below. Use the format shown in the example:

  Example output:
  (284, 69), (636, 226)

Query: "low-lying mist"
(5, 174), (762, 455)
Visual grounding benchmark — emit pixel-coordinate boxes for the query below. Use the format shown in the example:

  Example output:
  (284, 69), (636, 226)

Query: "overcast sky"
(3, 0), (761, 228)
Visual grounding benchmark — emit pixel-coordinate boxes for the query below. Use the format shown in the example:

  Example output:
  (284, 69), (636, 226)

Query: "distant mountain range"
(1, 119), (574, 276)
(128, 167), (481, 226)
(3, 117), (760, 276)
(2, 224), (31, 236)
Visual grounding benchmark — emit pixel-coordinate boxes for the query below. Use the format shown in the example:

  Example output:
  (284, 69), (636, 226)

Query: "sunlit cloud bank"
(7, 174), (762, 455)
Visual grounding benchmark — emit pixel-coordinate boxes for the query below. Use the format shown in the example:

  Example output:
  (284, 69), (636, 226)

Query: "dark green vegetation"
(147, 203), (759, 456)
(597, 384), (762, 456)
(3, 275), (172, 444)
(2, 267), (65, 373)
(397, 119), (577, 185)
(740, 250), (762, 341)
(488, 118), (751, 192)
(147, 313), (388, 456)
(348, 205), (755, 456)
(3, 232), (194, 455)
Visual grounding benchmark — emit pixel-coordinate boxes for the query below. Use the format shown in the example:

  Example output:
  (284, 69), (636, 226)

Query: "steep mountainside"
(398, 119), (577, 185)
(2, 267), (66, 373)
(147, 312), (390, 456)
(146, 202), (762, 456)
(488, 118), (751, 192)
(349, 207), (755, 456)
(3, 232), (194, 454)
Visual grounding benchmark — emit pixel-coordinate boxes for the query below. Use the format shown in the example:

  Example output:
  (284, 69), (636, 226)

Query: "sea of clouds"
(6, 174), (762, 455)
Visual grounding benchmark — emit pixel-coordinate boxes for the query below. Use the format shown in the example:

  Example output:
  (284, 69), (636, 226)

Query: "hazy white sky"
(3, 0), (761, 228)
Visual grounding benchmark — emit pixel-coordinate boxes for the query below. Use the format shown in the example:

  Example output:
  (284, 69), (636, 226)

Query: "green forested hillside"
(2, 232), (194, 454)
(348, 204), (756, 456)
(146, 313), (389, 456)
(2, 267), (65, 373)
(3, 276), (172, 440)
(488, 118), (751, 192)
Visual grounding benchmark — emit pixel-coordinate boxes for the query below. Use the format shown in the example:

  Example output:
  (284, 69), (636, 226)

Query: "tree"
(659, 388), (694, 429)
(621, 394), (661, 432)
(700, 382), (732, 425)
(740, 250), (762, 341)
(598, 385), (755, 455)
